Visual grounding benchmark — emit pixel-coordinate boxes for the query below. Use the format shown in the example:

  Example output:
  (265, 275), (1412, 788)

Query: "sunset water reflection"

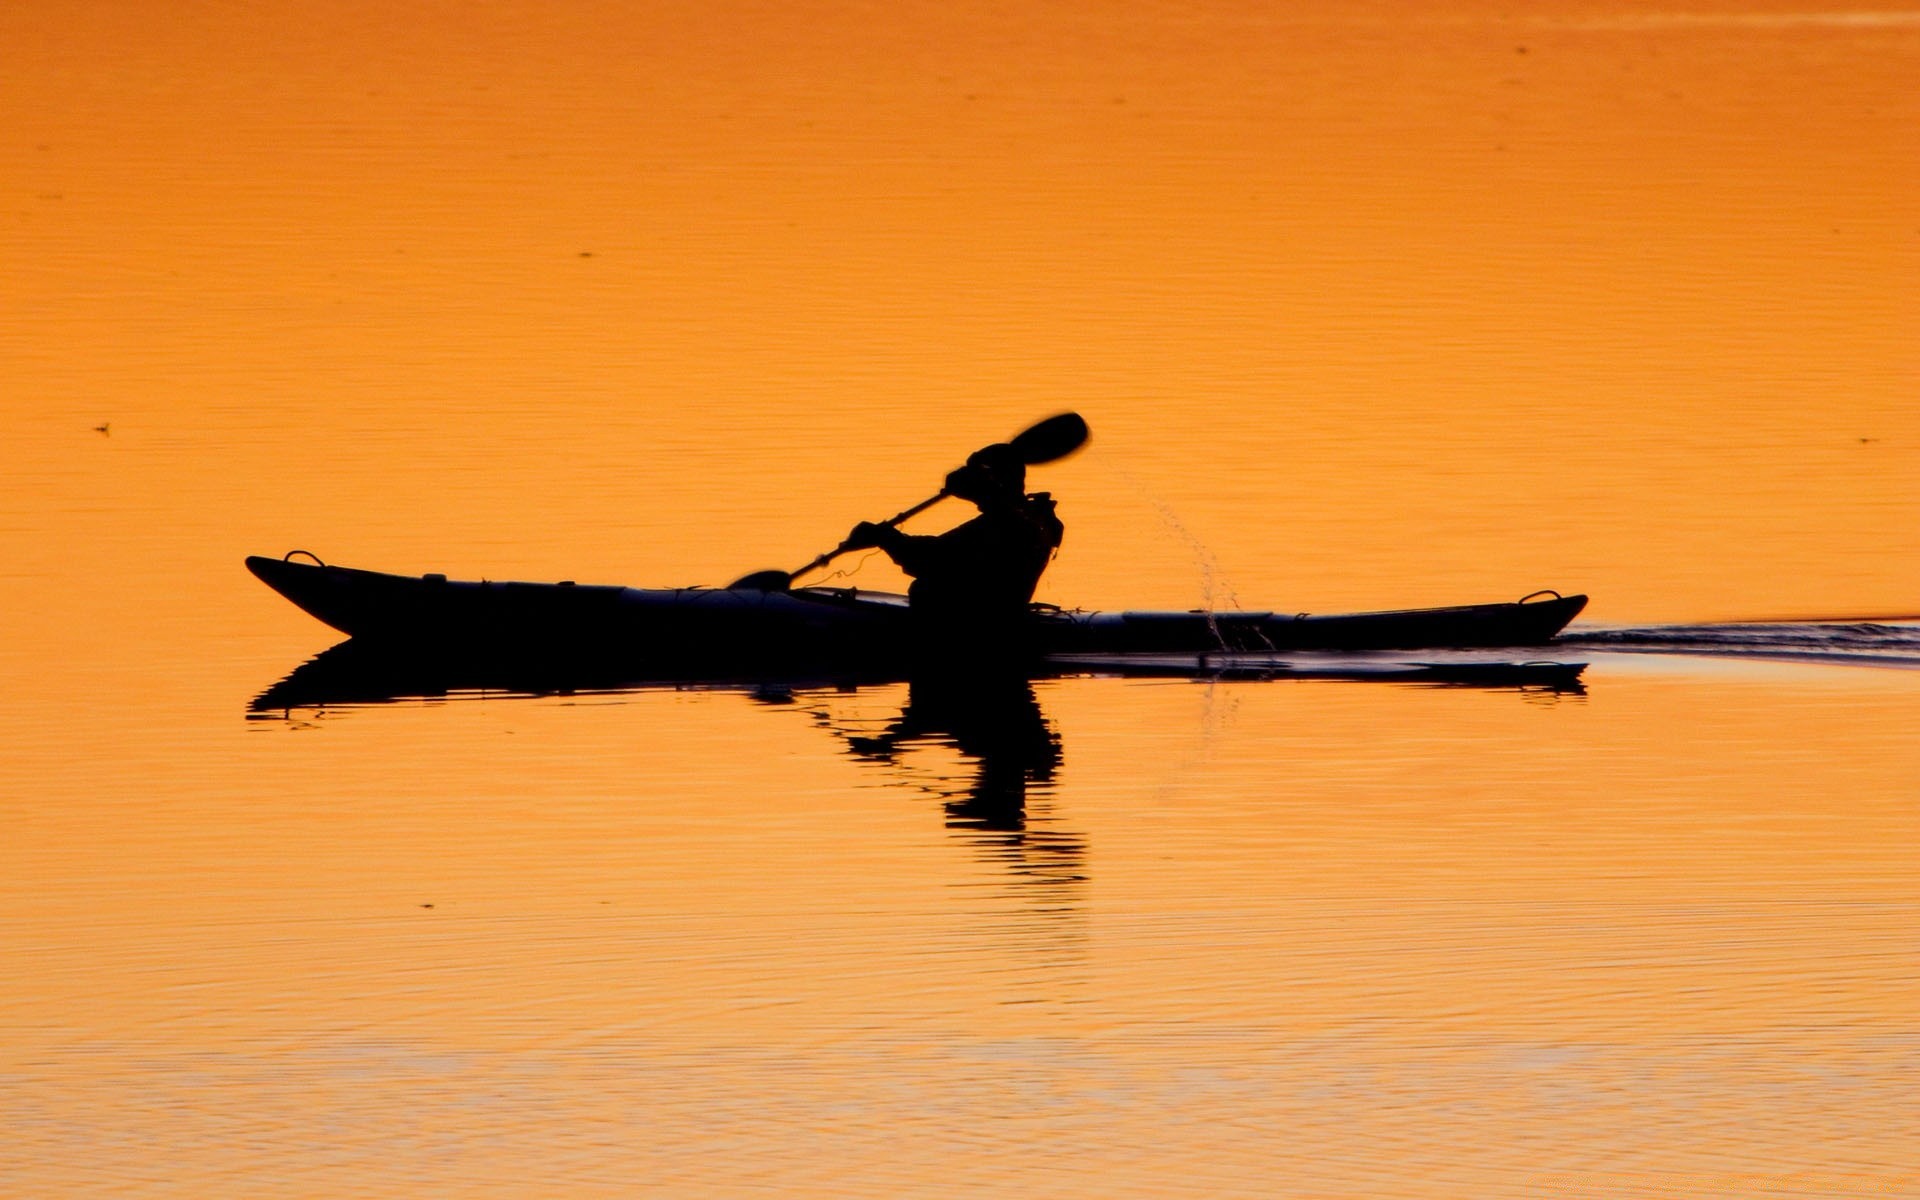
(4, 0), (1917, 1195)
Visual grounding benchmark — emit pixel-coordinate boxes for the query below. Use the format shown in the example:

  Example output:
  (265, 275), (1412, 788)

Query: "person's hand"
(844, 521), (891, 550)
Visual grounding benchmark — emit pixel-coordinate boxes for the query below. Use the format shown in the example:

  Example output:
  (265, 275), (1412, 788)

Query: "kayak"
(246, 552), (1588, 659)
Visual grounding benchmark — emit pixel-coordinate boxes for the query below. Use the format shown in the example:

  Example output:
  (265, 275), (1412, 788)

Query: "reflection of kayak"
(249, 638), (1585, 713)
(1047, 652), (1587, 689)
(246, 553), (1588, 657)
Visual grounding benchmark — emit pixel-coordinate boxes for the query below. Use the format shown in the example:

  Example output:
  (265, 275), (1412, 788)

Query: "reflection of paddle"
(729, 412), (1089, 591)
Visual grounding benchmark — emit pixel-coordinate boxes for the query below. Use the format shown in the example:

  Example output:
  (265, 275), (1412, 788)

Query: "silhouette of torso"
(882, 492), (1062, 641)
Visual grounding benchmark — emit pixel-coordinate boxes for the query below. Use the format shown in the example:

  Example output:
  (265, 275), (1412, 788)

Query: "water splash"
(1114, 469), (1251, 654)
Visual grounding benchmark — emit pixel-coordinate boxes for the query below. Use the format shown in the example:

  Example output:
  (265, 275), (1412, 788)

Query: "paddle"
(729, 412), (1089, 591)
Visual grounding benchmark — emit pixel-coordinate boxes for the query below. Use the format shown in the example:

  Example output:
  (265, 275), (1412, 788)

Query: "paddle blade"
(727, 569), (792, 591)
(1007, 412), (1089, 465)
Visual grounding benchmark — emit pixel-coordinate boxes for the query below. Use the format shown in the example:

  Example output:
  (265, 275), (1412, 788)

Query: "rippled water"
(11, 656), (1920, 1197)
(4, 1), (1917, 1196)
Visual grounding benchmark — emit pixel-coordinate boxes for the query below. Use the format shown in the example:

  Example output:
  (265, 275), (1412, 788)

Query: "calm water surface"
(4, 2), (1917, 1196)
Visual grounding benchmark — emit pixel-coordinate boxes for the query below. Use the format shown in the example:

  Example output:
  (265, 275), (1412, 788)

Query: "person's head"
(947, 443), (1025, 501)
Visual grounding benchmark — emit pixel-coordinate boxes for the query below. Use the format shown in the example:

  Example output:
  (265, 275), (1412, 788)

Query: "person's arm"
(845, 522), (943, 577)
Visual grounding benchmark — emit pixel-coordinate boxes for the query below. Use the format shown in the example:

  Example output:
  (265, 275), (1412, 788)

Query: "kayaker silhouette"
(842, 442), (1064, 643)
(728, 413), (1086, 648)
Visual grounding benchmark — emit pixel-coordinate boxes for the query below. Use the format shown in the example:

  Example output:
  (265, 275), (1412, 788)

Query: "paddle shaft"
(791, 490), (948, 579)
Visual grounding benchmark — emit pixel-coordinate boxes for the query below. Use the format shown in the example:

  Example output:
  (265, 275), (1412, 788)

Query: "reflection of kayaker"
(845, 671), (1063, 833)
(842, 442), (1064, 645)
